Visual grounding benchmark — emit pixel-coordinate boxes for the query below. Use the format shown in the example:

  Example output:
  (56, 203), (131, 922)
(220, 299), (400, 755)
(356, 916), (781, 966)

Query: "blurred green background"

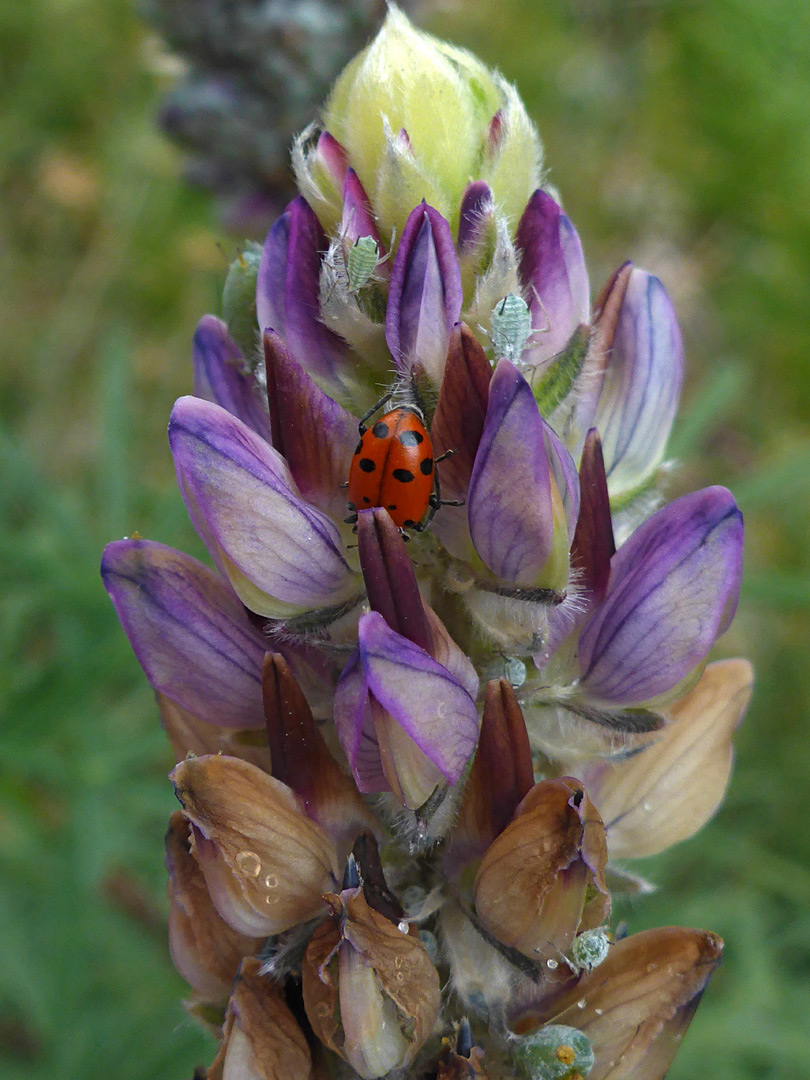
(1, 0), (809, 1077)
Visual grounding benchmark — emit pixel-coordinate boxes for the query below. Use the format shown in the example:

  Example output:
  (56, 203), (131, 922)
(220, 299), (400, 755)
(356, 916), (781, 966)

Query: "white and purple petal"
(192, 315), (272, 442)
(169, 396), (354, 617)
(543, 423), (580, 546)
(357, 613), (479, 785)
(101, 540), (266, 728)
(385, 202), (462, 385)
(517, 190), (590, 366)
(333, 649), (387, 793)
(468, 360), (554, 586)
(578, 486), (744, 704)
(594, 268), (684, 499)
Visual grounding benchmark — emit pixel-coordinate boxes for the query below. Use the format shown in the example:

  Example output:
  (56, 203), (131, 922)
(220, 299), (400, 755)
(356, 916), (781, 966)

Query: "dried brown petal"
(302, 889), (441, 1078)
(166, 812), (261, 1001)
(543, 927), (723, 1080)
(171, 755), (339, 936)
(159, 694), (272, 771)
(473, 778), (609, 962)
(208, 956), (314, 1080)
(585, 660), (753, 858)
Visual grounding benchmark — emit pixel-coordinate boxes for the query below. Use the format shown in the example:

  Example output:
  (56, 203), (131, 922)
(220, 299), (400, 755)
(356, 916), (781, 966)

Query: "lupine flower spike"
(104, 7), (750, 1077)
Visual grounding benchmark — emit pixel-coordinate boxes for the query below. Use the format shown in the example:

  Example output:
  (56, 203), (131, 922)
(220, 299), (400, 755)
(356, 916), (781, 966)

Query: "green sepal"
(531, 325), (590, 418)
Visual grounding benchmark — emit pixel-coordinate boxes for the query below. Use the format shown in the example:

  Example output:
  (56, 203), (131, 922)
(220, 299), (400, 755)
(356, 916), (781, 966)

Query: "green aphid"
(222, 242), (263, 372)
(490, 292), (535, 362)
(346, 234), (387, 293)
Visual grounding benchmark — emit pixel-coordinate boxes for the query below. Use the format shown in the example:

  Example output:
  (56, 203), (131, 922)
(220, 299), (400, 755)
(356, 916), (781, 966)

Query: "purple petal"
(468, 360), (554, 585)
(357, 509), (432, 652)
(333, 649), (387, 793)
(571, 429), (615, 609)
(192, 315), (272, 442)
(341, 168), (382, 249)
(358, 613), (479, 785)
(169, 396), (354, 615)
(101, 539), (266, 728)
(594, 269), (684, 496)
(263, 330), (357, 519)
(430, 323), (492, 561)
(385, 202), (462, 384)
(578, 487), (744, 704)
(457, 181), (494, 255)
(255, 208), (289, 338)
(256, 196), (348, 384)
(517, 190), (590, 366)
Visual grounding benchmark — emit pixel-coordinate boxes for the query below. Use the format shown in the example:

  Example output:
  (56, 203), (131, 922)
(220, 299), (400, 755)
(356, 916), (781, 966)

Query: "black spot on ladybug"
(419, 457), (434, 475)
(359, 458), (377, 473)
(372, 421), (390, 439)
(387, 504), (397, 511)
(392, 468), (415, 483)
(403, 519), (417, 529)
(398, 429), (423, 447)
(354, 441), (364, 455)
(362, 496), (371, 503)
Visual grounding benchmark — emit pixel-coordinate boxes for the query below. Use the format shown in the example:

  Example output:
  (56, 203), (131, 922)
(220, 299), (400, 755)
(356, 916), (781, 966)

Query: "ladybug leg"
(358, 391), (393, 434)
(434, 448), (458, 464)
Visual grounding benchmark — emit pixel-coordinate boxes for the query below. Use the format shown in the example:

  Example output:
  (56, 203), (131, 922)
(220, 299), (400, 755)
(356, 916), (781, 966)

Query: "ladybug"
(345, 395), (459, 534)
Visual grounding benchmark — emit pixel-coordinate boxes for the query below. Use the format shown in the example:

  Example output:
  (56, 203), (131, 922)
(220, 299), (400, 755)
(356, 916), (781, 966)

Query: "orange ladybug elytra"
(345, 396), (458, 533)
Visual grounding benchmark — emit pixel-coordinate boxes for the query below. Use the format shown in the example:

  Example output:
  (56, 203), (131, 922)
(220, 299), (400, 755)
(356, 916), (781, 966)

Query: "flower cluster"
(104, 9), (751, 1079)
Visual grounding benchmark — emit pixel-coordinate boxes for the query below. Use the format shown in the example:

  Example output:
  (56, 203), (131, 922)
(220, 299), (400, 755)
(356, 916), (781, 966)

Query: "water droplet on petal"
(577, 998), (586, 1009)
(397, 920), (409, 934)
(594, 1007), (603, 1016)
(546, 958), (559, 969)
(236, 851), (262, 877)
(265, 874), (279, 889)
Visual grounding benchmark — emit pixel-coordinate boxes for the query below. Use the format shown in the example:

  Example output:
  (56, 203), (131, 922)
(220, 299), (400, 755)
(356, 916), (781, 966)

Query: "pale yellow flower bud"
(318, 5), (541, 241)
